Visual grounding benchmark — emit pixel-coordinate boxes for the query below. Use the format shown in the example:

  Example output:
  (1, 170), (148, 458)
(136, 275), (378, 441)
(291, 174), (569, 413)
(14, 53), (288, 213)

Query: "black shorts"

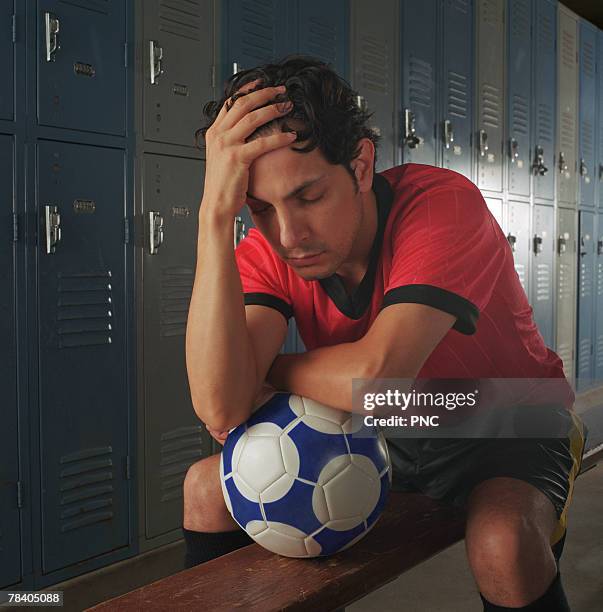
(385, 410), (587, 562)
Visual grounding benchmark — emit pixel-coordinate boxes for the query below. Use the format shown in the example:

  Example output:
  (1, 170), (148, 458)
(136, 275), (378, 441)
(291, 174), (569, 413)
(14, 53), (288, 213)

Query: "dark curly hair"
(196, 55), (381, 190)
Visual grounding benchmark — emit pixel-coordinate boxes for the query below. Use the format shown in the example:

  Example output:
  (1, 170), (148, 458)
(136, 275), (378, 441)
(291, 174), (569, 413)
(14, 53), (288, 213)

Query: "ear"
(351, 138), (375, 194)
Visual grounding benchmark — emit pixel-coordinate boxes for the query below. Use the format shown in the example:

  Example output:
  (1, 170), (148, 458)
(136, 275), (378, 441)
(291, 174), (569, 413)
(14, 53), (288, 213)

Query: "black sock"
(182, 527), (254, 568)
(480, 570), (570, 611)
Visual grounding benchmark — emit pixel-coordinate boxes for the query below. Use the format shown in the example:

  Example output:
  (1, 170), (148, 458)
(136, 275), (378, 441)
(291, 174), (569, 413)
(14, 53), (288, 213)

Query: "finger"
(227, 100), (293, 144)
(213, 78), (265, 125)
(241, 130), (297, 162)
(221, 85), (287, 131)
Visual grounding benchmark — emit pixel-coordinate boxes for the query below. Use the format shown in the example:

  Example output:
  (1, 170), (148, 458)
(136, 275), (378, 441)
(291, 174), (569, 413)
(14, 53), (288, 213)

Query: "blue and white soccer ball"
(220, 391), (392, 558)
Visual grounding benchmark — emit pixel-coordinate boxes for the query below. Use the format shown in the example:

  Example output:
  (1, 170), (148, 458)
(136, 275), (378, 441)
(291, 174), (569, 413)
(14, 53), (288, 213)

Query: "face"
(246, 138), (374, 281)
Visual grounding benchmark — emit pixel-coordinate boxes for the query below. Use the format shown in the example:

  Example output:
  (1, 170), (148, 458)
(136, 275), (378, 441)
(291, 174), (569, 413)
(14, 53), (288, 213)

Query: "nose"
(278, 211), (310, 250)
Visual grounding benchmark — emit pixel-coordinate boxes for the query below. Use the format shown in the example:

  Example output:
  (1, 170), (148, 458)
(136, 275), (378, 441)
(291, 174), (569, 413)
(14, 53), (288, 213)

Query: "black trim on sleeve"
(381, 284), (480, 335)
(244, 293), (293, 321)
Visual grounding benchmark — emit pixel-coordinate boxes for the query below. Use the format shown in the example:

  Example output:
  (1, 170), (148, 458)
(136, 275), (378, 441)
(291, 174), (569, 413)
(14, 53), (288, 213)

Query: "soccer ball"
(220, 391), (392, 558)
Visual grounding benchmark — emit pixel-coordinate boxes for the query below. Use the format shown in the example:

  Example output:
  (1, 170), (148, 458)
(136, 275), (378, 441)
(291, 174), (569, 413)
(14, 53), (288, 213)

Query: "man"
(184, 55), (586, 611)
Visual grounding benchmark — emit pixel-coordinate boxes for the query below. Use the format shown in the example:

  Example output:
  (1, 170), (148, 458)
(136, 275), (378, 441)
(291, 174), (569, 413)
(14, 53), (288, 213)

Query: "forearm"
(185, 207), (257, 430)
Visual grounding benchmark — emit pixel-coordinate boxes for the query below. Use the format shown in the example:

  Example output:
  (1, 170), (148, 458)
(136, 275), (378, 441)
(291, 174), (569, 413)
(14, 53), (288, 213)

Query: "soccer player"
(183, 56), (586, 611)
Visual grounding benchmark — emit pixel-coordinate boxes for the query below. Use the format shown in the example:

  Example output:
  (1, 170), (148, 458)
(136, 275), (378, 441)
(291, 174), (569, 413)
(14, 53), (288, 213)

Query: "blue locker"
(0, 1), (14, 121)
(594, 212), (603, 382)
(506, 0), (531, 197)
(531, 0), (556, 201)
(37, 0), (126, 135)
(37, 142), (130, 573)
(0, 135), (21, 588)
(598, 30), (603, 211)
(440, 0), (473, 180)
(400, 0), (437, 166)
(576, 210), (596, 391)
(578, 20), (597, 209)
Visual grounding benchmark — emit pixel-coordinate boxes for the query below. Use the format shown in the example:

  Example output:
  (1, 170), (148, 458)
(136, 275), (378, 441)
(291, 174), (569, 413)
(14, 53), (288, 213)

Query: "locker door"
(350, 0), (398, 172)
(577, 211), (595, 390)
(556, 7), (579, 207)
(598, 31), (603, 211)
(37, 0), (126, 135)
(484, 196), (504, 232)
(440, 0), (473, 180)
(530, 204), (554, 349)
(507, 201), (530, 296)
(297, 0), (348, 78)
(594, 212), (603, 382)
(0, 136), (21, 588)
(142, 154), (211, 538)
(37, 142), (129, 573)
(556, 208), (577, 383)
(506, 0), (531, 197)
(531, 0), (556, 201)
(143, 0), (214, 148)
(578, 21), (597, 209)
(475, 0), (504, 192)
(0, 1), (14, 121)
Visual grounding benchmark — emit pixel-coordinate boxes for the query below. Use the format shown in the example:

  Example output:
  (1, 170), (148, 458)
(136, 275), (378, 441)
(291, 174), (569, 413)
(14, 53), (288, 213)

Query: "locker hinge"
(125, 456), (131, 480)
(12, 14), (16, 43)
(124, 42), (128, 68)
(124, 217), (130, 244)
(13, 213), (18, 242)
(16, 481), (23, 508)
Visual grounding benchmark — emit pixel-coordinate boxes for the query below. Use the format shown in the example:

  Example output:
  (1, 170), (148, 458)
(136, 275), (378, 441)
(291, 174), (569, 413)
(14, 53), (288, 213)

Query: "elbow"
(191, 392), (251, 432)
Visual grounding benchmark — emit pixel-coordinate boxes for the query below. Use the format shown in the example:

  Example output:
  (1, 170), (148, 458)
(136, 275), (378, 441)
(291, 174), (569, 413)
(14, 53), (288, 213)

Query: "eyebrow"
(247, 175), (326, 203)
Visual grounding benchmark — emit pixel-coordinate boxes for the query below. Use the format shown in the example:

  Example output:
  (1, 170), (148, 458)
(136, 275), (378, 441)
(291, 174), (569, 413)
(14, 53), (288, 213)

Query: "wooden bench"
(87, 450), (601, 612)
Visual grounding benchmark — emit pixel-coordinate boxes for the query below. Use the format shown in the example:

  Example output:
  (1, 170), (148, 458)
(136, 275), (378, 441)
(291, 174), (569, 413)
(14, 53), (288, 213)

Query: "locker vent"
(560, 111), (576, 153)
(158, 425), (204, 502)
(597, 262), (603, 363)
(537, 103), (553, 145)
(304, 17), (338, 64)
(59, 0), (109, 15)
(57, 272), (113, 349)
(481, 84), (500, 128)
(539, 12), (554, 52)
(558, 260), (572, 300)
(561, 30), (575, 70)
(481, 0), (501, 27)
(159, 0), (201, 41)
(510, 0), (529, 39)
(161, 267), (194, 337)
(452, 0), (469, 14)
(582, 119), (593, 159)
(448, 72), (468, 118)
(535, 263), (551, 301)
(511, 94), (528, 135)
(241, 0), (277, 62)
(409, 57), (433, 108)
(58, 445), (115, 532)
(583, 40), (595, 78)
(359, 35), (390, 94)
(580, 259), (593, 298)
(515, 263), (526, 291)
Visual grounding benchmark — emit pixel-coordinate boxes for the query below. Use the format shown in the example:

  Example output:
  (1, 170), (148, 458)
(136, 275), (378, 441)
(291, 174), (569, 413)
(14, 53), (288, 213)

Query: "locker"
(555, 207), (578, 384)
(0, 135), (21, 588)
(37, 0), (126, 135)
(350, 0), (398, 172)
(531, 0), (556, 202)
(475, 0), (504, 192)
(140, 154), (211, 539)
(506, 0), (531, 197)
(142, 0), (214, 148)
(578, 20), (597, 209)
(593, 212), (603, 382)
(0, 1), (14, 121)
(556, 6), (579, 208)
(506, 200), (530, 295)
(597, 30), (603, 210)
(576, 211), (596, 390)
(484, 195), (504, 232)
(400, 0), (437, 166)
(530, 204), (555, 349)
(440, 0), (473, 180)
(37, 142), (130, 573)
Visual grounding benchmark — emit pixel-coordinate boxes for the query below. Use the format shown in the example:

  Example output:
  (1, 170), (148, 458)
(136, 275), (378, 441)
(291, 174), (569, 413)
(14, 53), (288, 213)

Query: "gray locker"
(506, 200), (530, 295)
(506, 0), (531, 197)
(578, 20), (597, 209)
(37, 141), (130, 573)
(576, 211), (596, 391)
(530, 204), (555, 349)
(0, 1), (14, 121)
(440, 0), (473, 180)
(400, 0), (437, 166)
(484, 195), (504, 232)
(531, 0), (556, 201)
(350, 0), (398, 172)
(594, 212), (603, 382)
(142, 0), (214, 148)
(140, 154), (210, 540)
(599, 30), (603, 210)
(0, 135), (21, 588)
(555, 207), (578, 384)
(475, 0), (504, 192)
(37, 0), (126, 135)
(556, 6), (579, 208)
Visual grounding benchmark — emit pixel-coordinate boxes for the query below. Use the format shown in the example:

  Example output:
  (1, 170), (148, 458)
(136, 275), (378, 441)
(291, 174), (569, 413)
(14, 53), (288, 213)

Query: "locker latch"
(45, 12), (60, 62)
(558, 151), (568, 173)
(557, 233), (568, 255)
(532, 146), (548, 176)
(149, 211), (164, 255)
(149, 40), (164, 85)
(533, 234), (543, 255)
(506, 233), (516, 252)
(403, 109), (421, 149)
(234, 216), (246, 248)
(44, 205), (61, 254)
(580, 234), (590, 257)
(597, 239), (603, 256)
(443, 120), (454, 149)
(355, 95), (367, 111)
(478, 130), (489, 157)
(509, 138), (519, 163)
(579, 159), (588, 179)
(599, 164), (603, 182)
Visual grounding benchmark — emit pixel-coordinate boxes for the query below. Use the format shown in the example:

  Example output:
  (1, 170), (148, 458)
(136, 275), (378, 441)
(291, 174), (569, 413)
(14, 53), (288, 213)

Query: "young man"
(184, 56), (586, 611)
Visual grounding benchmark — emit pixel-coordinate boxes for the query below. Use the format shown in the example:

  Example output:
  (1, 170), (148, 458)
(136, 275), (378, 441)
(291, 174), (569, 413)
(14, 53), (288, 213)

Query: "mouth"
(285, 252), (325, 267)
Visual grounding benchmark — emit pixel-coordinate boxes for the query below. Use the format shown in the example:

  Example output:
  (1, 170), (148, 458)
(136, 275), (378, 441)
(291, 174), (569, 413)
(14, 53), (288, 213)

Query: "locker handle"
(532, 146), (548, 176)
(557, 234), (568, 255)
(599, 164), (603, 182)
(234, 216), (246, 248)
(443, 120), (454, 149)
(597, 239), (603, 256)
(44, 205), (61, 254)
(509, 138), (519, 163)
(478, 130), (488, 157)
(356, 95), (367, 111)
(506, 233), (516, 252)
(45, 12), (60, 62)
(533, 235), (543, 255)
(149, 211), (164, 255)
(558, 151), (568, 173)
(149, 40), (164, 85)
(580, 235), (589, 257)
(579, 159), (588, 178)
(403, 109), (422, 149)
